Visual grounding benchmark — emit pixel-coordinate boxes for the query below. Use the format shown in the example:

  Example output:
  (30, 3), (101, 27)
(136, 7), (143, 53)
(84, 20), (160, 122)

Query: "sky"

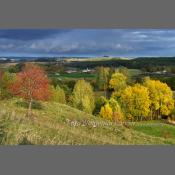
(0, 29), (175, 57)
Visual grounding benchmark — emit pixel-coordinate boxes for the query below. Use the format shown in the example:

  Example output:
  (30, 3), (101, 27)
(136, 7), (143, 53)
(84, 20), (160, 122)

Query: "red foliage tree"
(10, 64), (50, 116)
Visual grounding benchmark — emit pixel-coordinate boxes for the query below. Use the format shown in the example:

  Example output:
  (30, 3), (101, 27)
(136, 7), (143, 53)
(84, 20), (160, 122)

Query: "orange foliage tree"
(10, 64), (50, 116)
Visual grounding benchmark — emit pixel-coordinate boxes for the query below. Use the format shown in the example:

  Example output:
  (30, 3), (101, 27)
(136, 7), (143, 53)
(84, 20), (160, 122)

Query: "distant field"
(64, 57), (129, 62)
(128, 69), (142, 76)
(48, 72), (96, 81)
(60, 73), (96, 79)
(49, 69), (141, 80)
(0, 63), (17, 69)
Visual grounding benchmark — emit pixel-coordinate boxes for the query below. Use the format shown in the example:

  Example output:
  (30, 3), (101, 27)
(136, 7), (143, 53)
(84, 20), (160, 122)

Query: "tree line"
(0, 63), (174, 122)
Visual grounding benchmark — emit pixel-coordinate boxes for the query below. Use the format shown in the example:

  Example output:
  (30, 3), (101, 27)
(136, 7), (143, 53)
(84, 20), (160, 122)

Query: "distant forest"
(64, 57), (175, 72)
(2, 57), (175, 73)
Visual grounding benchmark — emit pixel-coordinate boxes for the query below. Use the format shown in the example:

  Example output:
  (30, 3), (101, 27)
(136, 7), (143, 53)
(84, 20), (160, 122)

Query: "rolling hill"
(0, 98), (174, 145)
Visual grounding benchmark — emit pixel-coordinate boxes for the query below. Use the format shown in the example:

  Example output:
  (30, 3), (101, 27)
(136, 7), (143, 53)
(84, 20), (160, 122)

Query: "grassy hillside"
(0, 98), (175, 145)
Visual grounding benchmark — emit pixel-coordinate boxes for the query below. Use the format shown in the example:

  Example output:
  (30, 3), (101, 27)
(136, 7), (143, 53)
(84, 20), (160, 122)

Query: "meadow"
(49, 72), (96, 80)
(0, 98), (174, 145)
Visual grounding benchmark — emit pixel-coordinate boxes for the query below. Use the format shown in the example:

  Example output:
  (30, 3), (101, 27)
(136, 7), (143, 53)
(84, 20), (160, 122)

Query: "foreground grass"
(0, 98), (174, 145)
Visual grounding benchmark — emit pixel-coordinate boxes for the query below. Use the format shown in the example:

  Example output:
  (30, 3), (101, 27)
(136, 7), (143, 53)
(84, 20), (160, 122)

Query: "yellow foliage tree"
(82, 95), (93, 114)
(120, 84), (151, 121)
(109, 72), (127, 98)
(109, 98), (124, 122)
(50, 85), (66, 104)
(96, 67), (110, 97)
(144, 79), (174, 119)
(100, 103), (113, 121)
(100, 98), (124, 122)
(72, 79), (95, 114)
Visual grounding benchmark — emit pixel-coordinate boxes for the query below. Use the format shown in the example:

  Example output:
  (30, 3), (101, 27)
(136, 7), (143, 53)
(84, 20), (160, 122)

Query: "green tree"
(0, 72), (15, 99)
(8, 63), (25, 73)
(50, 85), (66, 104)
(94, 96), (108, 114)
(72, 79), (95, 114)
(96, 67), (110, 97)
(116, 66), (129, 77)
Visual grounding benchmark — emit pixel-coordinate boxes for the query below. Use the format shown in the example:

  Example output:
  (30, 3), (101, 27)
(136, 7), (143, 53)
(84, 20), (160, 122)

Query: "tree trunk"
(28, 99), (32, 117)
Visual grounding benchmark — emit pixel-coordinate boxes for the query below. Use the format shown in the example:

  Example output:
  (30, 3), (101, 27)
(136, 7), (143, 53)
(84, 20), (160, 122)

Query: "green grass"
(131, 121), (175, 140)
(128, 69), (142, 77)
(48, 69), (141, 81)
(60, 73), (96, 79)
(0, 98), (175, 145)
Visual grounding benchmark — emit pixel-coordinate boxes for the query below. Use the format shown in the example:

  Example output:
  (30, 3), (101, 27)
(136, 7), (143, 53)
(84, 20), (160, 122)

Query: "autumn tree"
(144, 79), (174, 119)
(116, 66), (129, 77)
(100, 98), (124, 122)
(72, 79), (95, 114)
(10, 64), (50, 116)
(109, 98), (124, 122)
(94, 96), (108, 114)
(96, 67), (110, 97)
(120, 84), (151, 121)
(50, 85), (66, 104)
(109, 72), (127, 99)
(109, 72), (127, 91)
(100, 103), (113, 121)
(0, 71), (15, 99)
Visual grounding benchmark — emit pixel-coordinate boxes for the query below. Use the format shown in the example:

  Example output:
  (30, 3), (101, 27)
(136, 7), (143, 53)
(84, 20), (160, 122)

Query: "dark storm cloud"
(0, 29), (71, 41)
(0, 29), (175, 57)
